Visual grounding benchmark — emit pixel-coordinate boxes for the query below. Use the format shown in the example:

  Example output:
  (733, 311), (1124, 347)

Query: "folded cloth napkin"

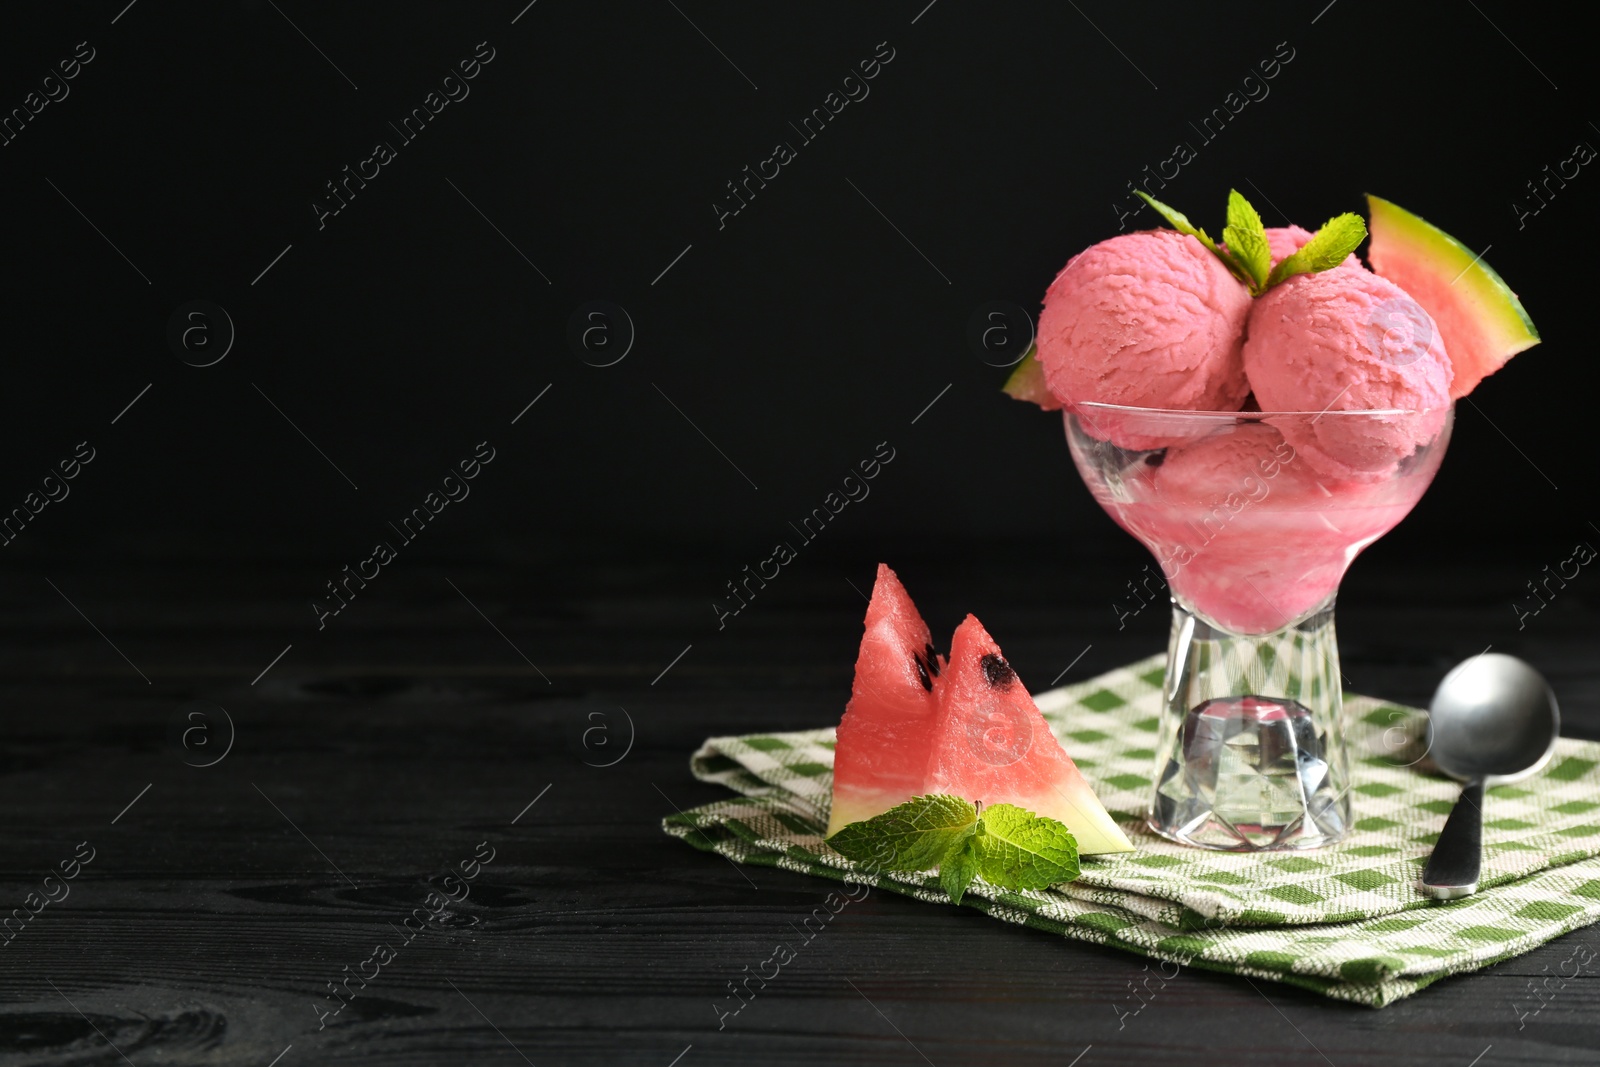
(661, 653), (1600, 1006)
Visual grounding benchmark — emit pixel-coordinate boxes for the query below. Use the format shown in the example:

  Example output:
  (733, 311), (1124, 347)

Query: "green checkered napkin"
(661, 653), (1600, 1006)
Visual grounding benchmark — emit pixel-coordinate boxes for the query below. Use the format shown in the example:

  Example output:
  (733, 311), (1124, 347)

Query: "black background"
(3, 4), (1599, 1064)
(1, 1), (1589, 584)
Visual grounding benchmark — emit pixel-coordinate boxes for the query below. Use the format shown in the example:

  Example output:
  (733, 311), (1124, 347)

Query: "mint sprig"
(1136, 189), (1366, 296)
(826, 794), (1081, 906)
(1266, 212), (1367, 288)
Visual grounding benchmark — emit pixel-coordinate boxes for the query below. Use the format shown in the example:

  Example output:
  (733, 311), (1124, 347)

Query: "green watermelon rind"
(1001, 343), (1061, 409)
(1366, 193), (1540, 347)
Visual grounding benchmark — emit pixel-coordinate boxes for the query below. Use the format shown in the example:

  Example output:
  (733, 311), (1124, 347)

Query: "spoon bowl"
(1427, 653), (1560, 784)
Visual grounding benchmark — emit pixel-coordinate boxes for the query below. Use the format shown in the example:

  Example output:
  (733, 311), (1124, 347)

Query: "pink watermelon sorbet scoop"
(1243, 266), (1452, 480)
(1036, 231), (1252, 420)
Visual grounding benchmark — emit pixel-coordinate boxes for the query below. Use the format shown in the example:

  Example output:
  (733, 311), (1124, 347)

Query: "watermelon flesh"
(827, 564), (943, 835)
(1366, 194), (1540, 399)
(828, 566), (1134, 855)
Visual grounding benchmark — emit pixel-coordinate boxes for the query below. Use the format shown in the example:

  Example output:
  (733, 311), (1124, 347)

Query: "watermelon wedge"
(828, 567), (1134, 855)
(827, 564), (944, 836)
(1001, 344), (1062, 411)
(926, 615), (1133, 855)
(1366, 194), (1540, 398)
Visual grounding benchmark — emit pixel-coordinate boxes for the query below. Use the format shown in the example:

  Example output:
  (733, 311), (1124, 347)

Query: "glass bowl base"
(1146, 601), (1352, 852)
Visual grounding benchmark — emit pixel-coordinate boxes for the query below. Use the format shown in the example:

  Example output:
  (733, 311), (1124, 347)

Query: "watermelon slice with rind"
(1001, 344), (1062, 410)
(926, 615), (1133, 855)
(1366, 194), (1540, 399)
(827, 564), (943, 836)
(827, 567), (1134, 855)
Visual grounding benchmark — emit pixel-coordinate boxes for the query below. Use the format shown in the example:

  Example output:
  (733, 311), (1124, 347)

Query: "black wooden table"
(2, 552), (1597, 1066)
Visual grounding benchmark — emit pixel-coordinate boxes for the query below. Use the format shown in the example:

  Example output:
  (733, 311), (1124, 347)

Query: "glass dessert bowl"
(1066, 400), (1453, 851)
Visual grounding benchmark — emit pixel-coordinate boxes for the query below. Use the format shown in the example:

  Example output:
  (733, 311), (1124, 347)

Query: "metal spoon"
(1418, 653), (1560, 900)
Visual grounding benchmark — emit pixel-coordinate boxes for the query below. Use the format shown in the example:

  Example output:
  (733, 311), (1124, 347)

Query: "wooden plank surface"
(1, 555), (1596, 1065)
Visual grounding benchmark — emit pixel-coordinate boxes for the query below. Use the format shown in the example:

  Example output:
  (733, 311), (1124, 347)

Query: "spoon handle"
(1419, 778), (1484, 899)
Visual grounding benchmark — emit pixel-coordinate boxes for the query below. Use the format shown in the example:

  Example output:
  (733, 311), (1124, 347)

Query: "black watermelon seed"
(924, 642), (942, 677)
(1145, 451), (1166, 467)
(912, 652), (933, 692)
(980, 653), (1015, 689)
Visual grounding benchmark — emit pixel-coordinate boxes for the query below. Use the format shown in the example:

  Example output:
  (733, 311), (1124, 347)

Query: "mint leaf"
(939, 834), (981, 905)
(1266, 212), (1368, 289)
(1221, 189), (1271, 293)
(826, 794), (978, 872)
(1136, 191), (1253, 288)
(1299, 212), (1367, 270)
(971, 803), (1080, 891)
(1135, 191), (1218, 252)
